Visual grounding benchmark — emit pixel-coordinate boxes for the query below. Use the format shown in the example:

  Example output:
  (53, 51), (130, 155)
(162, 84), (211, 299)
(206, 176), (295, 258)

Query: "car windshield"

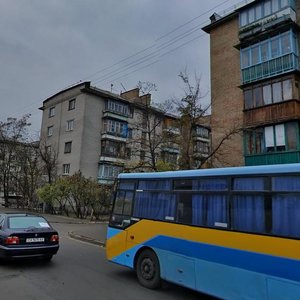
(8, 216), (51, 229)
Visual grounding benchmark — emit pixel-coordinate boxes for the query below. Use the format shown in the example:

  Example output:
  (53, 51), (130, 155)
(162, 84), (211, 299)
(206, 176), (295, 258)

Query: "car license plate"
(26, 237), (45, 243)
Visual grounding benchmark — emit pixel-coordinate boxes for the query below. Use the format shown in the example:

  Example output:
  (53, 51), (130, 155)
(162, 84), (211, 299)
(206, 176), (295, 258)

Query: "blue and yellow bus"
(106, 163), (300, 299)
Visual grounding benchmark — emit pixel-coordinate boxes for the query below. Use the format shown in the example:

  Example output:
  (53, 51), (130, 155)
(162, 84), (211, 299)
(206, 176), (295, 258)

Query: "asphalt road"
(0, 219), (215, 300)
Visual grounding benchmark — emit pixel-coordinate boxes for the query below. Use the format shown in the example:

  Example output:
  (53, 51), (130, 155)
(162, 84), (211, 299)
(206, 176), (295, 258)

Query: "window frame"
(239, 0), (295, 28)
(245, 121), (299, 155)
(240, 30), (296, 70)
(63, 163), (70, 175)
(49, 106), (55, 118)
(64, 141), (72, 154)
(47, 125), (53, 137)
(68, 99), (76, 111)
(243, 76), (295, 109)
(66, 119), (74, 131)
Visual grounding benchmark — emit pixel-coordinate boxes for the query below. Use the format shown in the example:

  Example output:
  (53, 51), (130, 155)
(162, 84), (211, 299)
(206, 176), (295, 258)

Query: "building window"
(49, 107), (55, 118)
(103, 119), (128, 137)
(261, 42), (269, 62)
(66, 119), (74, 131)
(68, 99), (76, 110)
(64, 141), (72, 153)
(194, 126), (209, 138)
(98, 164), (123, 180)
(47, 126), (53, 136)
(240, 30), (298, 84)
(241, 31), (296, 68)
(63, 164), (70, 175)
(106, 100), (129, 116)
(243, 78), (295, 109)
(161, 151), (178, 165)
(239, 0), (294, 28)
(194, 141), (209, 154)
(245, 121), (299, 155)
(101, 140), (126, 158)
(265, 124), (286, 152)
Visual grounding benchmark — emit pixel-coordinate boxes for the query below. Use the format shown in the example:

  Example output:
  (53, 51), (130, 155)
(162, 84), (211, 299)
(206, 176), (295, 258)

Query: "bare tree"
(171, 71), (210, 169)
(0, 115), (31, 207)
(173, 70), (242, 169)
(125, 81), (173, 172)
(39, 141), (58, 184)
(13, 141), (42, 209)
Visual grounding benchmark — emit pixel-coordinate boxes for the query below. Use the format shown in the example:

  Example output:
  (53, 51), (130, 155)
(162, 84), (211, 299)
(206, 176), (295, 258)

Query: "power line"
(4, 0), (239, 125)
(91, 13), (211, 84)
(101, 33), (206, 87)
(86, 0), (236, 84)
(155, 0), (231, 41)
(92, 21), (206, 84)
(80, 43), (158, 82)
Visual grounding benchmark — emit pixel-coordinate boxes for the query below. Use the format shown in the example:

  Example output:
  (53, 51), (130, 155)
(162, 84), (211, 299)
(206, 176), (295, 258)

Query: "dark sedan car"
(0, 213), (59, 261)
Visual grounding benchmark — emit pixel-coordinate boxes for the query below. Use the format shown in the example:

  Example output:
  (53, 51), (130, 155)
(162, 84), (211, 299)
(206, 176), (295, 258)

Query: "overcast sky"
(0, 0), (245, 137)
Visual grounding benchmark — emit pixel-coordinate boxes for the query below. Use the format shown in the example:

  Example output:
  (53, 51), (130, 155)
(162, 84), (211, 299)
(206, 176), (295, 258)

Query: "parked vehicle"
(0, 213), (59, 261)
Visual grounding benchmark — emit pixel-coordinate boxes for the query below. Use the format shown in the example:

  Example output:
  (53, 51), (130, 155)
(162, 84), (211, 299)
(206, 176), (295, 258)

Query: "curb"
(68, 231), (106, 247)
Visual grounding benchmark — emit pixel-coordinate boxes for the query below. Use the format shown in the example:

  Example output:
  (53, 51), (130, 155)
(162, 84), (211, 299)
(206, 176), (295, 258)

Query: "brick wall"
(209, 17), (244, 167)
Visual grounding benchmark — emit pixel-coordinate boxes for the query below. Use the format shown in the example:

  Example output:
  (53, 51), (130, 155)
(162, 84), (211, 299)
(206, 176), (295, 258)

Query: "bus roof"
(118, 163), (300, 180)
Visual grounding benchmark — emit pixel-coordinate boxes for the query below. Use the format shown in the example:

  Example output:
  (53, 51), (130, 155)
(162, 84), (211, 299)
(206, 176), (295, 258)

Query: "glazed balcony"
(103, 110), (129, 122)
(239, 7), (296, 41)
(242, 53), (298, 85)
(163, 126), (180, 135)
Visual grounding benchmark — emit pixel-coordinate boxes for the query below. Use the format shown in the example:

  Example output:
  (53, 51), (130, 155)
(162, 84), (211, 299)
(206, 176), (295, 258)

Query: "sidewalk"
(68, 222), (107, 247)
(0, 206), (107, 247)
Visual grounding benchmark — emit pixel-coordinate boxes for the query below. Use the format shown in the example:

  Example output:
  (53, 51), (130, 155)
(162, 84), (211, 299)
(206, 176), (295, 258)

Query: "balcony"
(103, 110), (129, 122)
(239, 7), (296, 41)
(100, 150), (127, 160)
(161, 146), (180, 154)
(192, 133), (210, 142)
(242, 53), (299, 84)
(99, 156), (127, 164)
(163, 126), (180, 135)
(245, 150), (300, 166)
(193, 152), (209, 159)
(244, 100), (300, 127)
(101, 129), (128, 142)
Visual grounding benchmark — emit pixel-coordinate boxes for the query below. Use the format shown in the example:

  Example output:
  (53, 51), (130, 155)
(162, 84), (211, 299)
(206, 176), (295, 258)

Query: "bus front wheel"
(136, 249), (161, 289)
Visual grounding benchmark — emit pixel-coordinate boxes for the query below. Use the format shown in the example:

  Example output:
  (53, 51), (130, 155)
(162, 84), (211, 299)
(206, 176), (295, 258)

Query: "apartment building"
(40, 82), (211, 183)
(203, 0), (300, 166)
(40, 82), (210, 183)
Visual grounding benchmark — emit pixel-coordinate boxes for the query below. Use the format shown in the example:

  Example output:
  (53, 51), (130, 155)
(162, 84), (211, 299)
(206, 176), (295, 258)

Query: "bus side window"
(177, 193), (193, 224)
(271, 176), (300, 238)
(232, 177), (266, 233)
